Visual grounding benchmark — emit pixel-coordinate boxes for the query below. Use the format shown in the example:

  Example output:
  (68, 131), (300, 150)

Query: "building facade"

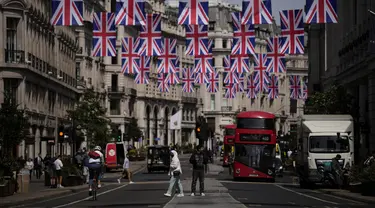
(307, 0), (375, 157)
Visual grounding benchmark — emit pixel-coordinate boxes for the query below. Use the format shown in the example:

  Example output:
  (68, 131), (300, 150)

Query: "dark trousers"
(36, 167), (42, 179)
(191, 169), (204, 194)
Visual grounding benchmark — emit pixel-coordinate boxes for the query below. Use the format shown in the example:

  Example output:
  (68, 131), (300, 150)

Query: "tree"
(304, 84), (355, 115)
(126, 117), (142, 143)
(67, 90), (111, 149)
(0, 93), (29, 158)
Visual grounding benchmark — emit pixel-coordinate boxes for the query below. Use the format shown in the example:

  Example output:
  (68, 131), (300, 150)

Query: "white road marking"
(148, 205), (161, 207)
(162, 194), (176, 208)
(248, 205), (262, 207)
(220, 180), (298, 186)
(274, 184), (338, 205)
(309, 190), (365, 205)
(227, 193), (248, 208)
(288, 202), (296, 205)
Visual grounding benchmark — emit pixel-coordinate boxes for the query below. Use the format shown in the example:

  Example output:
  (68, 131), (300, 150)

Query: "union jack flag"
(175, 56), (181, 72)
(193, 39), (214, 74)
(121, 37), (141, 74)
(280, 9), (305, 54)
(234, 73), (245, 93)
(224, 71), (240, 84)
(166, 72), (180, 85)
(134, 56), (150, 84)
(223, 55), (230, 71)
(268, 75), (279, 99)
(254, 53), (270, 93)
(138, 13), (163, 56)
(178, 0), (209, 25)
(231, 12), (256, 56)
(301, 78), (308, 100)
(92, 12), (116, 57)
(185, 25), (209, 56)
(305, 0), (338, 24)
(206, 72), (219, 93)
(51, 0), (84, 26)
(230, 54), (251, 74)
(115, 0), (146, 25)
(246, 74), (258, 99)
(241, 0), (273, 25)
(266, 36), (286, 73)
(289, 75), (301, 100)
(224, 84), (236, 99)
(182, 68), (195, 93)
(157, 38), (178, 73)
(194, 72), (209, 84)
(157, 73), (170, 92)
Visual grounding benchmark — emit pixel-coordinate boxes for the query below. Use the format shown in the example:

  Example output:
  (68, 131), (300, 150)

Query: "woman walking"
(164, 150), (184, 197)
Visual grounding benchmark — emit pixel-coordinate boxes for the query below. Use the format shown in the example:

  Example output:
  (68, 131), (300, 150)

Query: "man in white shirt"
(117, 154), (134, 184)
(54, 155), (64, 188)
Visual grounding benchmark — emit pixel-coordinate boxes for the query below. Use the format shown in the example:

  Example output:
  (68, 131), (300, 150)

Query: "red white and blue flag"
(289, 75), (301, 100)
(157, 73), (170, 92)
(121, 37), (141, 74)
(206, 72), (219, 93)
(267, 75), (279, 99)
(241, 0), (272, 25)
(193, 39), (214, 74)
(224, 71), (240, 85)
(182, 68), (195, 93)
(166, 72), (180, 85)
(138, 13), (163, 56)
(134, 56), (150, 84)
(157, 38), (178, 73)
(231, 12), (256, 56)
(246, 74), (258, 99)
(254, 53), (270, 93)
(230, 54), (251, 74)
(305, 0), (338, 24)
(234, 73), (245, 93)
(185, 25), (209, 56)
(178, 0), (209, 25)
(280, 9), (305, 54)
(115, 0), (146, 25)
(301, 78), (308, 100)
(224, 84), (236, 99)
(266, 36), (286, 73)
(223, 55), (230, 71)
(92, 12), (117, 57)
(194, 72), (209, 84)
(51, 0), (84, 26)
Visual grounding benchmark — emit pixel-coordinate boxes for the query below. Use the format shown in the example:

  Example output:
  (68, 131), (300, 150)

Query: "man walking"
(117, 154), (134, 184)
(189, 146), (208, 196)
(34, 153), (43, 179)
(54, 155), (64, 188)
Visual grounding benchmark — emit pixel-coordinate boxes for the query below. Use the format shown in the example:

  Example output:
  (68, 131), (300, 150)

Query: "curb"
(1, 164), (146, 207)
(318, 189), (375, 205)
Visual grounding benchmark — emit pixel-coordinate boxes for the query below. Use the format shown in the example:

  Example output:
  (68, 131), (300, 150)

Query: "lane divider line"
(274, 184), (338, 205)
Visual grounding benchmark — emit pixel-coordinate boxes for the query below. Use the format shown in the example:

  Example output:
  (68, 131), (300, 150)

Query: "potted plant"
(61, 157), (83, 187)
(348, 165), (361, 193)
(359, 164), (375, 196)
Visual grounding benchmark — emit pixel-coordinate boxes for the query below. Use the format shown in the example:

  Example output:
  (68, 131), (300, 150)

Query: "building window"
(5, 17), (20, 63)
(209, 21), (215, 31)
(290, 99), (297, 114)
(210, 94), (215, 110)
(48, 90), (56, 113)
(111, 74), (118, 92)
(110, 99), (121, 115)
(3, 78), (19, 102)
(212, 58), (215, 67)
(111, 56), (118, 65)
(223, 39), (227, 48)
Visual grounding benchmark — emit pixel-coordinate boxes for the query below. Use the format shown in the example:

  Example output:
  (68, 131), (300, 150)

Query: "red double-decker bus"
(233, 111), (277, 181)
(223, 125), (235, 166)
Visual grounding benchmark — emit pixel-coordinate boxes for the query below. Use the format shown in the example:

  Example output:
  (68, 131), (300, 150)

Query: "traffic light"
(117, 129), (122, 142)
(195, 121), (202, 139)
(58, 125), (64, 143)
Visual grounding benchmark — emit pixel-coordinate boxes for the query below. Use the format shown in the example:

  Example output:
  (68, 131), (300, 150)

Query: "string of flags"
(51, 0), (338, 100)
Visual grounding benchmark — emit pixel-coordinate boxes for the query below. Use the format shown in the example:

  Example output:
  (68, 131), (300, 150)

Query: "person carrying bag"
(164, 150), (184, 197)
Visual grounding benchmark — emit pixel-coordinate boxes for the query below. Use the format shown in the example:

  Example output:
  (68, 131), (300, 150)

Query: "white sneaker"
(129, 181), (134, 184)
(98, 184), (102, 188)
(177, 193), (184, 197)
(164, 193), (171, 197)
(117, 179), (121, 184)
(59, 185), (64, 188)
(201, 193), (205, 196)
(190, 193), (195, 196)
(89, 188), (92, 191)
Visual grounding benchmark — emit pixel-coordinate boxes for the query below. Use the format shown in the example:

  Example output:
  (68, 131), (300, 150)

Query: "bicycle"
(91, 170), (98, 200)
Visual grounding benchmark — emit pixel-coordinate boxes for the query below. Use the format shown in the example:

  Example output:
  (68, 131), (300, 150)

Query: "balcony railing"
(182, 96), (197, 103)
(5, 49), (25, 63)
(221, 106), (232, 111)
(107, 86), (125, 93)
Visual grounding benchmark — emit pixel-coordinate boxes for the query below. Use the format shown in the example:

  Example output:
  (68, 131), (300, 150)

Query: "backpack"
(88, 151), (101, 159)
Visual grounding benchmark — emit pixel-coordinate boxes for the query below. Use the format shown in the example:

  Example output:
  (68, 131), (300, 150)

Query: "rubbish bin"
(17, 169), (30, 193)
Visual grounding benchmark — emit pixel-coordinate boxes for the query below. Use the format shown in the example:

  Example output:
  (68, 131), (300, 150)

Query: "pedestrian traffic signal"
(117, 130), (122, 142)
(58, 125), (64, 142)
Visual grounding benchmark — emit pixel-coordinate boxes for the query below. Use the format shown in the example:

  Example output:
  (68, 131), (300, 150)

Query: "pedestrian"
(117, 154), (134, 184)
(25, 158), (34, 180)
(189, 146), (208, 196)
(364, 151), (375, 167)
(81, 147), (89, 183)
(34, 153), (43, 179)
(54, 155), (64, 188)
(331, 154), (343, 189)
(164, 150), (183, 197)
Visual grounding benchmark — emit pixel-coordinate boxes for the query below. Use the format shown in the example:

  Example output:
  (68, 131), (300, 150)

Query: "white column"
(149, 120), (154, 146)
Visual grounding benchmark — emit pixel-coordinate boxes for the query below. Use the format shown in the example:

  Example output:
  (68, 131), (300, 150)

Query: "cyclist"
(86, 146), (104, 192)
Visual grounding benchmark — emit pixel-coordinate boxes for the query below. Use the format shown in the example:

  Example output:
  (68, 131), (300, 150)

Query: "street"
(8, 155), (372, 208)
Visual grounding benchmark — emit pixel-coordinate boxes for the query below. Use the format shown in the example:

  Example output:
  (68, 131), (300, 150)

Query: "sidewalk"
(0, 161), (145, 207)
(318, 189), (375, 205)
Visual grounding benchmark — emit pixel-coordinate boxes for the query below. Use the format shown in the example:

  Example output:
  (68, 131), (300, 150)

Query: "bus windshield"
(309, 136), (350, 153)
(225, 128), (235, 136)
(237, 118), (275, 129)
(235, 144), (275, 168)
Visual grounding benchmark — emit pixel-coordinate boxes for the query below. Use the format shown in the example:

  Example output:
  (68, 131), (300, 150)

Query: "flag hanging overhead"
(254, 53), (270, 93)
(289, 75), (301, 100)
(241, 0), (273, 25)
(280, 9), (305, 54)
(301, 77), (308, 100)
(51, 0), (84, 26)
(266, 36), (286, 73)
(138, 13), (163, 56)
(182, 68), (195, 93)
(166, 71), (180, 85)
(224, 71), (240, 85)
(121, 37), (141, 74)
(268, 75), (279, 99)
(157, 38), (178, 73)
(170, 110), (182, 130)
(193, 39), (214, 74)
(185, 25), (209, 56)
(134, 56), (150, 84)
(305, 0), (338, 24)
(224, 84), (236, 99)
(115, 0), (146, 25)
(194, 72), (209, 84)
(157, 73), (170, 92)
(92, 12), (117, 57)
(246, 74), (258, 99)
(206, 72), (219, 93)
(231, 12), (256, 56)
(178, 0), (209, 25)
(223, 55), (231, 71)
(230, 54), (251, 74)
(234, 73), (245, 93)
